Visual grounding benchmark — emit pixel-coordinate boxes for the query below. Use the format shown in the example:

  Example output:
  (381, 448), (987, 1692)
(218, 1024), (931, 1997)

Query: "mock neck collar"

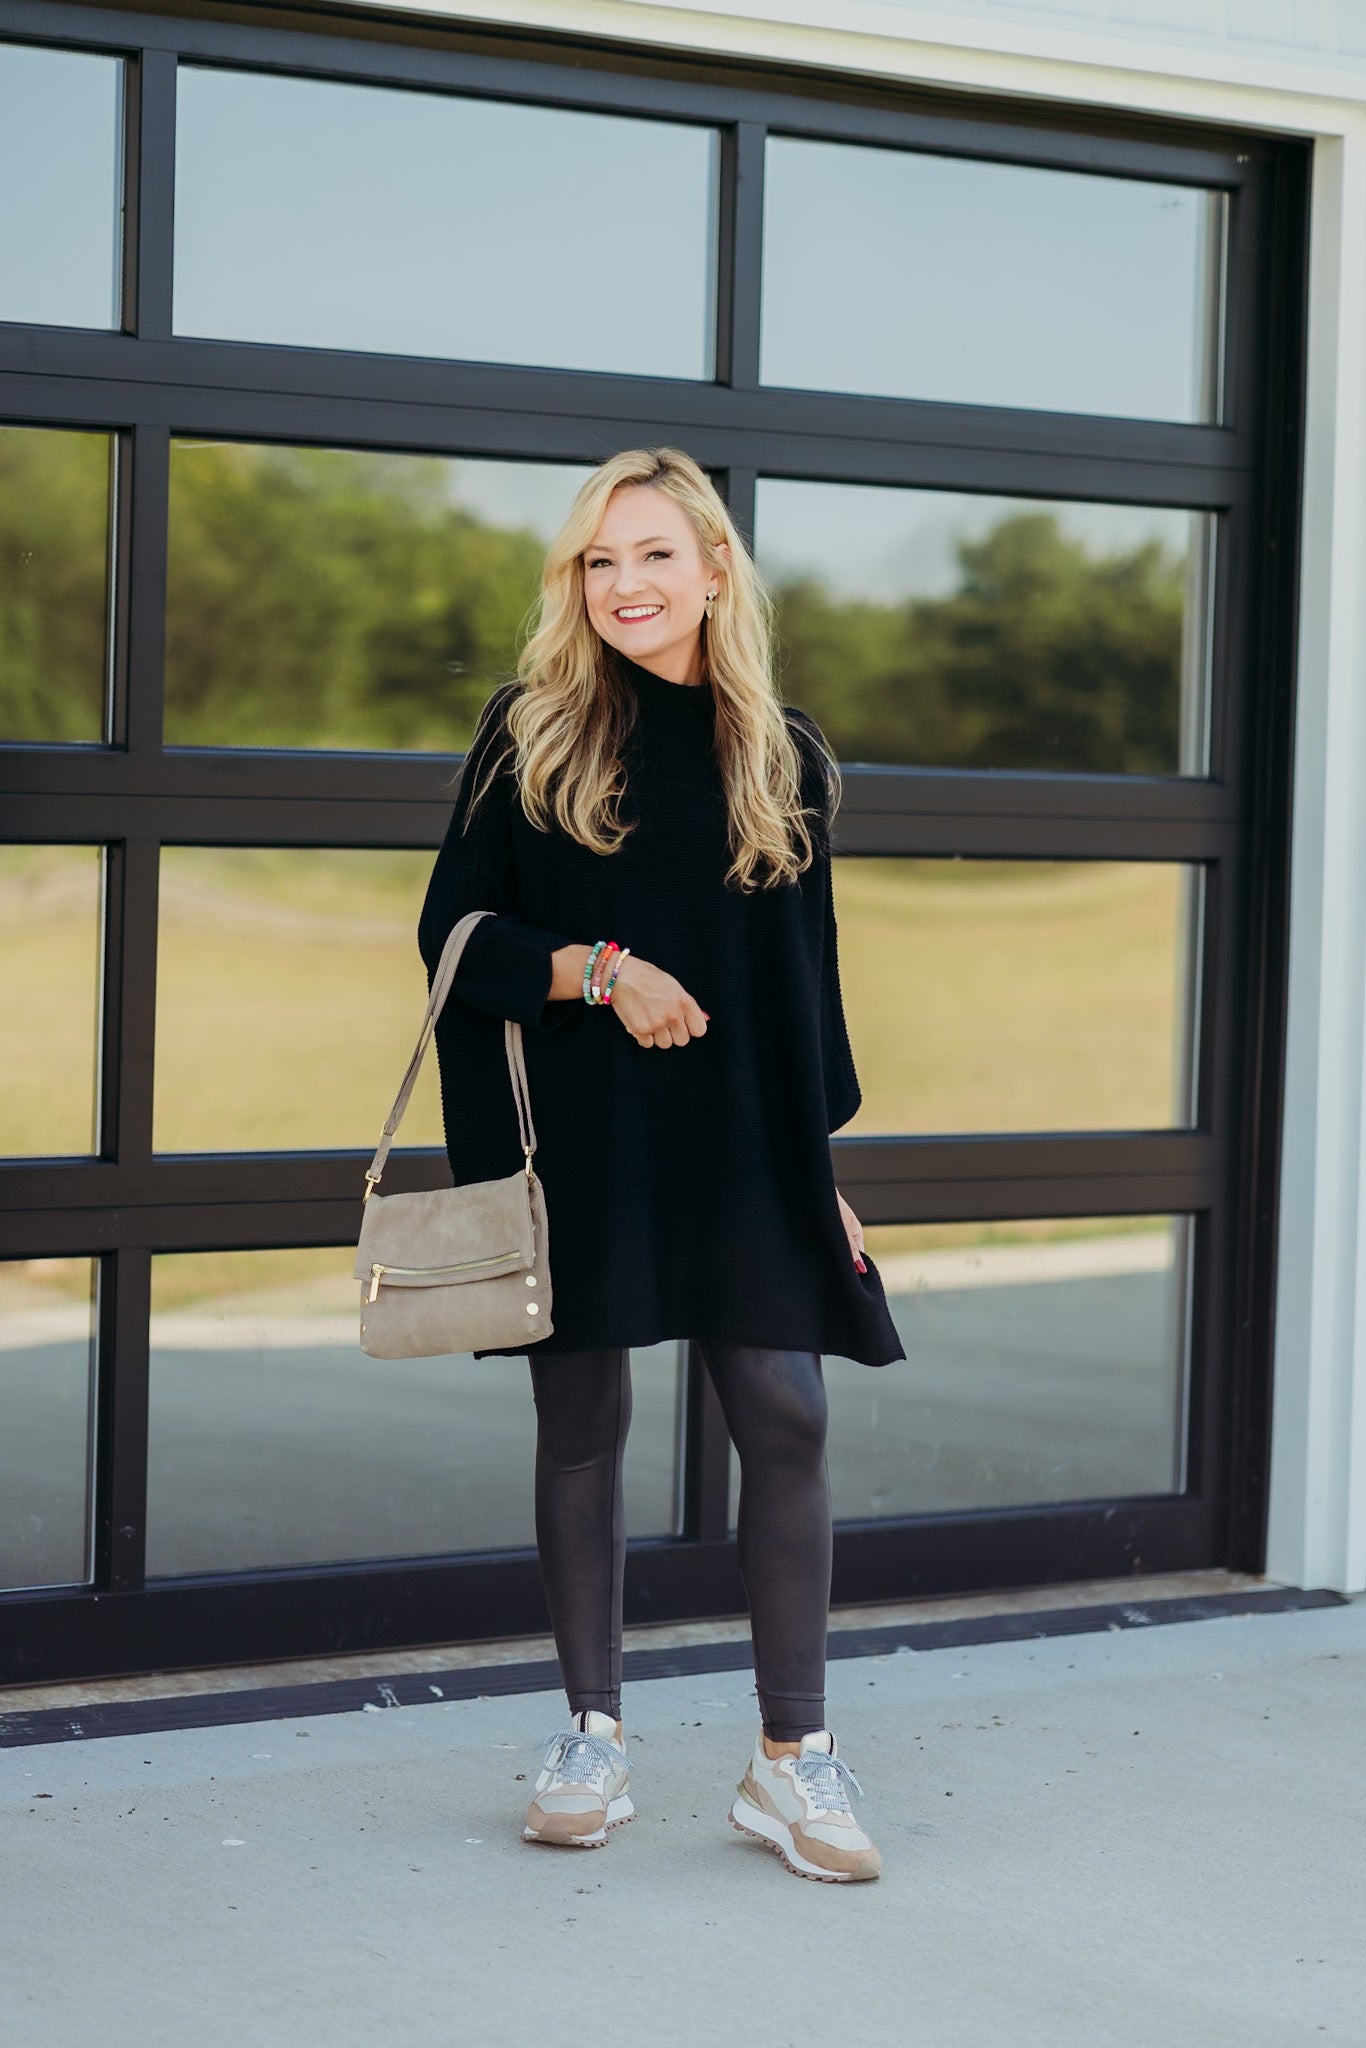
(613, 647), (714, 712)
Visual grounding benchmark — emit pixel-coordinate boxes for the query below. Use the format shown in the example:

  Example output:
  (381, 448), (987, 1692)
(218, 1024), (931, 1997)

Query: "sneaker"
(730, 1727), (881, 1883)
(522, 1708), (634, 1848)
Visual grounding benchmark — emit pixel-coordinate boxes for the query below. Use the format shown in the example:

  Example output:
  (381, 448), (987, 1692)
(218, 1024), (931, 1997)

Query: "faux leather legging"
(529, 1342), (832, 1741)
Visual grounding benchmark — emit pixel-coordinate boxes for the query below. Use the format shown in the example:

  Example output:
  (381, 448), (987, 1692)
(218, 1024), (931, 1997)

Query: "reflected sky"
(755, 478), (1201, 603)
(762, 137), (1223, 423)
(0, 43), (123, 329)
(1, 37), (1224, 434)
(174, 66), (720, 378)
(170, 443), (595, 539)
(437, 456), (597, 536)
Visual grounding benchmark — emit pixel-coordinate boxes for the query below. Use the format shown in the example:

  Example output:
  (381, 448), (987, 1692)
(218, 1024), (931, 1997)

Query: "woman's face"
(582, 485), (723, 678)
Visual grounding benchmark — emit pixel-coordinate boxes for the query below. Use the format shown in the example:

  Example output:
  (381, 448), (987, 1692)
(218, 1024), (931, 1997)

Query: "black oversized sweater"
(416, 649), (906, 1367)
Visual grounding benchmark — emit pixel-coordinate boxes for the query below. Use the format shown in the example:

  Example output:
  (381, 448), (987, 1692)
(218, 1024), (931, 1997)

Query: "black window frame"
(0, 0), (1306, 1683)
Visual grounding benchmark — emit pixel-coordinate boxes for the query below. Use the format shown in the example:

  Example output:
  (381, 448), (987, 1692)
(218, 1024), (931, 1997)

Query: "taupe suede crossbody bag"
(355, 909), (553, 1358)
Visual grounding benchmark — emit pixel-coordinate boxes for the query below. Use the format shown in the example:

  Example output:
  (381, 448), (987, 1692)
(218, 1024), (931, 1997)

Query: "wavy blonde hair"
(464, 445), (839, 890)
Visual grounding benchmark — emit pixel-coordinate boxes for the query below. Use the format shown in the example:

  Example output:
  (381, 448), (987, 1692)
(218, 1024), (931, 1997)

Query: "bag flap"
(355, 1166), (536, 1284)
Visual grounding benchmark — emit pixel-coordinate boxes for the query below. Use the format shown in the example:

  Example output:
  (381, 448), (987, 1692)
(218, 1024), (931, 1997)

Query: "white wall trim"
(349, 1), (1366, 134)
(1265, 117), (1366, 1593)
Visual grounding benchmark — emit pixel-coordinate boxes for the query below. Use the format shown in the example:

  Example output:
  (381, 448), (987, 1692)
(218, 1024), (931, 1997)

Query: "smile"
(615, 605), (663, 622)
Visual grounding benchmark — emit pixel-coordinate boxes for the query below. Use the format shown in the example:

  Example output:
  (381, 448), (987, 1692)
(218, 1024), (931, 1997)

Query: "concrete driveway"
(5, 1593), (1362, 2048)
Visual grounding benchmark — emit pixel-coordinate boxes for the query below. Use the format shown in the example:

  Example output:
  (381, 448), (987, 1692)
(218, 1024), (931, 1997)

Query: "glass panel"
(837, 860), (1201, 1135)
(175, 67), (719, 378)
(0, 425), (116, 744)
(0, 847), (103, 1157)
(154, 849), (448, 1154)
(164, 445), (593, 751)
(762, 137), (1224, 423)
(0, 44), (123, 329)
(729, 1217), (1189, 1527)
(145, 1248), (681, 1574)
(756, 480), (1212, 775)
(0, 1257), (97, 1589)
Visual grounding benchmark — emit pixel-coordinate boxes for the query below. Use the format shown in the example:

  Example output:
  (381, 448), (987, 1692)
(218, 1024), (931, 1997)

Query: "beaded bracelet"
(602, 946), (631, 1005)
(581, 939), (609, 1003)
(590, 941), (620, 1004)
(582, 939), (625, 1005)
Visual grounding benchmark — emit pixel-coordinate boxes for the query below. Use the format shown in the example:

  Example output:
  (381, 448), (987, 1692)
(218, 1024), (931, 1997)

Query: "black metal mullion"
(0, 1143), (1221, 1246)
(840, 814), (1232, 864)
(0, 387), (1257, 540)
(842, 1177), (1217, 1232)
(714, 121), (764, 392)
(86, 837), (159, 1595)
(91, 1245), (150, 1592)
(680, 1341), (731, 1543)
(1203, 502), (1238, 787)
(1200, 843), (1243, 1151)
(95, 830), (159, 1169)
(121, 424), (169, 756)
(1186, 166), (1276, 1576)
(1223, 145), (1310, 1571)
(0, 334), (1256, 494)
(0, 742), (1244, 815)
(127, 47), (177, 344)
(1181, 1207), (1225, 1508)
(1219, 166), (1258, 443)
(0, 801), (1239, 871)
(723, 467), (757, 553)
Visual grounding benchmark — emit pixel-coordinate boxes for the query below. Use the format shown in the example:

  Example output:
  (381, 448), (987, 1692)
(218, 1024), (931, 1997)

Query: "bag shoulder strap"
(364, 909), (538, 1197)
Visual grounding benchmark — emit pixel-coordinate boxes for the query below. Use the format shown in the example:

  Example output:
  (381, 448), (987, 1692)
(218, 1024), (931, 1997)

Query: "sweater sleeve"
(417, 684), (580, 1033)
(786, 709), (863, 1135)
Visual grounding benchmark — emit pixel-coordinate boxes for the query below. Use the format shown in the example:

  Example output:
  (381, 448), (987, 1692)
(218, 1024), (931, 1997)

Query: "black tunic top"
(416, 650), (906, 1368)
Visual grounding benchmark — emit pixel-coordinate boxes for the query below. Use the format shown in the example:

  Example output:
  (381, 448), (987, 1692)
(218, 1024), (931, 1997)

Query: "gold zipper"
(367, 1252), (521, 1303)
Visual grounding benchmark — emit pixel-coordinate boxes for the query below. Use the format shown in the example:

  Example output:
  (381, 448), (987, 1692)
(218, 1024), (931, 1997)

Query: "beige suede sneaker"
(522, 1709), (634, 1849)
(730, 1727), (881, 1882)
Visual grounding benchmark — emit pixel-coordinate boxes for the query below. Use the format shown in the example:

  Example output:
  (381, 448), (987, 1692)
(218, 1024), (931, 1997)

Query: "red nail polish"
(856, 1256), (867, 1272)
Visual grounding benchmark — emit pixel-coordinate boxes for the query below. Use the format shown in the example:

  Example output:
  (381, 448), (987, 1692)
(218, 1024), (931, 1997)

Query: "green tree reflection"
(164, 443), (546, 751)
(775, 512), (1186, 772)
(0, 426), (112, 743)
(1, 436), (1188, 770)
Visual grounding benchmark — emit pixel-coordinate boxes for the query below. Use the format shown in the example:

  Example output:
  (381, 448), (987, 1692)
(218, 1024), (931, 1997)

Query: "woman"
(418, 446), (905, 1885)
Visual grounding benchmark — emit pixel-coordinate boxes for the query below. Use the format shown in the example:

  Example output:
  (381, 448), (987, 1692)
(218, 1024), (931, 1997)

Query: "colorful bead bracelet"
(581, 939), (632, 1006)
(581, 939), (610, 1002)
(602, 947), (630, 1004)
(590, 941), (620, 1003)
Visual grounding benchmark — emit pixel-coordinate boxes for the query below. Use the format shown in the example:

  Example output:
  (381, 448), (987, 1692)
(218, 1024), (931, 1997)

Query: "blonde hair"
(464, 445), (839, 890)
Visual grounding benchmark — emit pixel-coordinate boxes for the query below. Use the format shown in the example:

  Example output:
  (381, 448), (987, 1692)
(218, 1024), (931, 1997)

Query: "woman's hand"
(837, 1189), (868, 1273)
(607, 953), (710, 1050)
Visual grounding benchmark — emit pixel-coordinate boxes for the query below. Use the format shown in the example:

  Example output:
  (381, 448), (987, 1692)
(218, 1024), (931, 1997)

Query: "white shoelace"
(537, 1727), (623, 1790)
(793, 1751), (863, 1814)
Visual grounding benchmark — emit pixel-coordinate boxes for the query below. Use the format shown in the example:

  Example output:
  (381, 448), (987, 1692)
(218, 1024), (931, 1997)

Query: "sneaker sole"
(523, 1791), (635, 1849)
(728, 1795), (877, 1884)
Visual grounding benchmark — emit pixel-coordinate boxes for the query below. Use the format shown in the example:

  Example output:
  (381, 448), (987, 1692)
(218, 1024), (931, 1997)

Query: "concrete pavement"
(5, 1593), (1363, 2047)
